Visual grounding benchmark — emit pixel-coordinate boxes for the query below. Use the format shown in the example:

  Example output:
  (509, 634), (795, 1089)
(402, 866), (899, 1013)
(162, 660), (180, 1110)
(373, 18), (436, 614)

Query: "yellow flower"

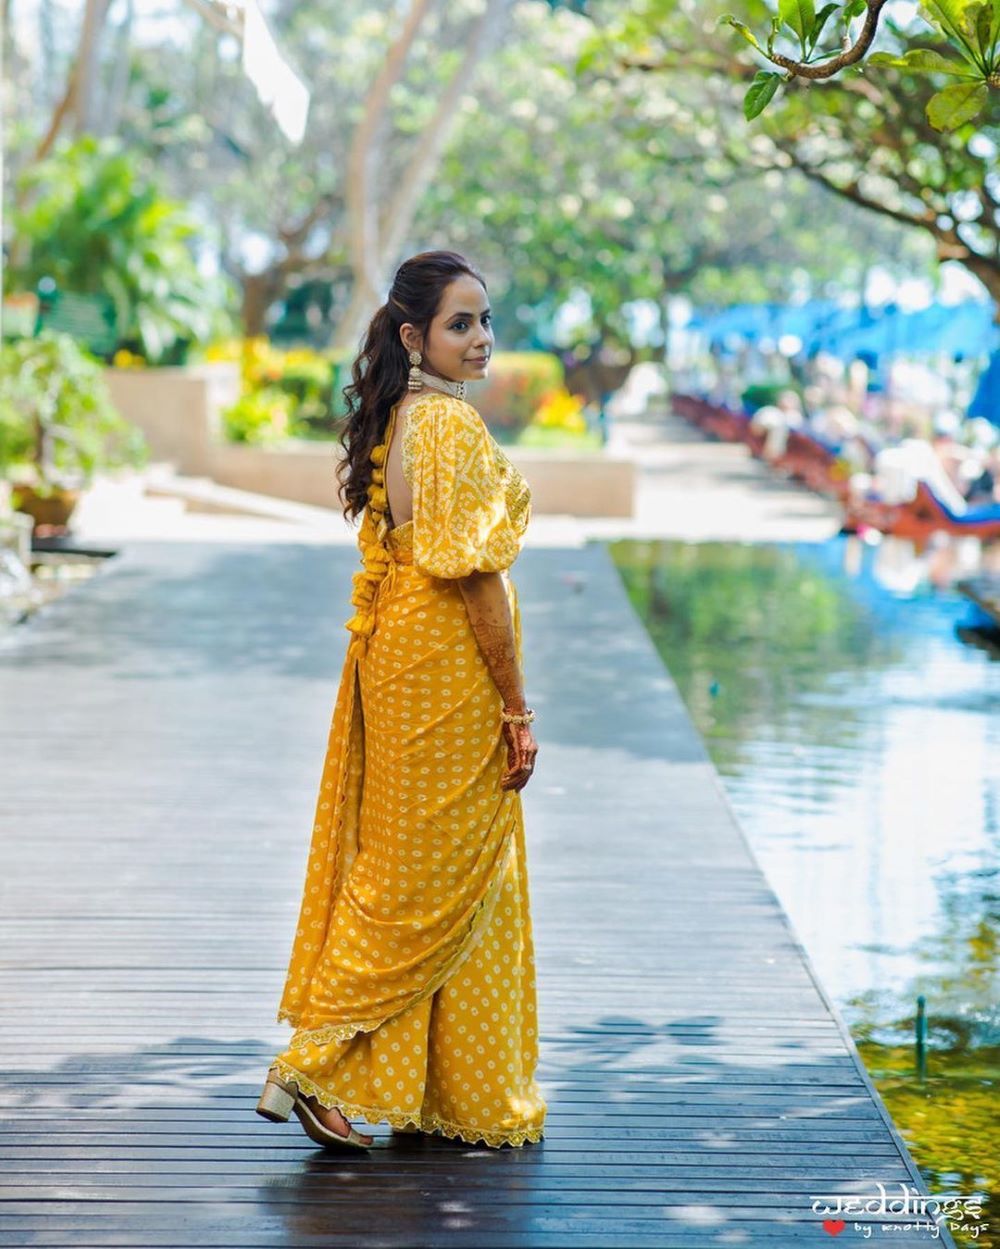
(533, 388), (587, 433)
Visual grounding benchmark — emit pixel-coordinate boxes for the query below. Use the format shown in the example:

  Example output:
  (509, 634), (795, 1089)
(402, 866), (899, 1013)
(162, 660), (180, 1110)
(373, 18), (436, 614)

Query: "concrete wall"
(104, 364), (240, 477)
(104, 363), (635, 518)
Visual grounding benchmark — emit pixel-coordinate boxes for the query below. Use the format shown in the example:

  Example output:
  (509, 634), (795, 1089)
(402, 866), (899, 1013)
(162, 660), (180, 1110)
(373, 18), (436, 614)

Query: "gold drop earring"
(406, 347), (467, 399)
(407, 349), (423, 392)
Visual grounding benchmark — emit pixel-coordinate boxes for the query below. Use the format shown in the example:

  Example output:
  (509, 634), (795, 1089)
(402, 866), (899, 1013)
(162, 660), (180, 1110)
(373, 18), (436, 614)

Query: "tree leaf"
(574, 46), (598, 74)
(920, 0), (984, 64)
(922, 0), (978, 34)
(868, 47), (981, 74)
(809, 3), (840, 50)
(989, 0), (1000, 55)
(925, 79), (989, 127)
(720, 14), (763, 51)
(779, 0), (816, 43)
(973, 0), (1000, 57)
(744, 70), (783, 119)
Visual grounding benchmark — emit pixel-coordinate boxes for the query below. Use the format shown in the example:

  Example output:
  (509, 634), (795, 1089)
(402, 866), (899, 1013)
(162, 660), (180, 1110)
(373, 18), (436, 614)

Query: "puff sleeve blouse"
(402, 391), (532, 580)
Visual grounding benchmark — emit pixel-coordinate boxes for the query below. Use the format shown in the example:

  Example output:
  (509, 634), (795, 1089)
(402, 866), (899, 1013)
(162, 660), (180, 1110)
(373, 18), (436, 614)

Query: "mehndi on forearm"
(456, 571), (526, 711)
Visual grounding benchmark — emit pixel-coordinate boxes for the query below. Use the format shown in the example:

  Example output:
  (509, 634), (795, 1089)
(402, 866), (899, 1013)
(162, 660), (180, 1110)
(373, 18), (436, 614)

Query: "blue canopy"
(687, 300), (841, 345)
(688, 299), (999, 362)
(968, 348), (1000, 427)
(827, 302), (999, 360)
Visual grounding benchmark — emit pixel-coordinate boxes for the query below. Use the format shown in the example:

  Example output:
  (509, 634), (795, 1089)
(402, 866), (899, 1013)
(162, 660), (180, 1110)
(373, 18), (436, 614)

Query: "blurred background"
(2, 3), (999, 1242)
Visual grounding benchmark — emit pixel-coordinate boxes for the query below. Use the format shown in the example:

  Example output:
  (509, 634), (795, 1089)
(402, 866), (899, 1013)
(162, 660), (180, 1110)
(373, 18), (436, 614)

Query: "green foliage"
(517, 423), (603, 449)
(327, 349), (356, 421)
(8, 136), (235, 364)
(0, 379), (34, 471)
(473, 353), (567, 442)
(0, 331), (148, 494)
(450, 0), (934, 332)
(213, 343), (574, 447)
(808, 3), (843, 49)
(517, 387), (602, 449)
(722, 0), (858, 62)
(205, 337), (340, 440)
(744, 69), (783, 117)
(587, 1), (994, 297)
(416, 4), (682, 349)
(867, 47), (981, 76)
(272, 353), (336, 433)
(866, 1), (1000, 127)
(720, 0), (1000, 130)
(220, 387), (294, 445)
(741, 379), (803, 411)
(926, 78), (991, 125)
(778, 0), (817, 51)
(723, 14), (766, 51)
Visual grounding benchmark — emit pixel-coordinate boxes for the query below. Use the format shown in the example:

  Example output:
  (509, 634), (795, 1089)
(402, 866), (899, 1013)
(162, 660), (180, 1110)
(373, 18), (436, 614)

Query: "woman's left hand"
(501, 722), (537, 792)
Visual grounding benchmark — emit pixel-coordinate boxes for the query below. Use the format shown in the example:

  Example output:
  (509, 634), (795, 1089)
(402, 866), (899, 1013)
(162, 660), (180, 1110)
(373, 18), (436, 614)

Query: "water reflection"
(610, 532), (999, 1249)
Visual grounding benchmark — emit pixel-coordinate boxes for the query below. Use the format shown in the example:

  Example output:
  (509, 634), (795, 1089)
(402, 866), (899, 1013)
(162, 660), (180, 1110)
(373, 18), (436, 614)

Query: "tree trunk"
(70, 0), (110, 135)
(332, 0), (433, 353)
(331, 0), (513, 352)
(100, 0), (133, 137)
(241, 270), (284, 338)
(378, 0), (514, 266)
(657, 258), (701, 368)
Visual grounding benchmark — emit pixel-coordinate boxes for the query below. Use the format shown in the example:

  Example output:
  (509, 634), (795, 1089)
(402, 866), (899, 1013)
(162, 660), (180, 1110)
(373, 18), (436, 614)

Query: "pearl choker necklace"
(414, 369), (466, 400)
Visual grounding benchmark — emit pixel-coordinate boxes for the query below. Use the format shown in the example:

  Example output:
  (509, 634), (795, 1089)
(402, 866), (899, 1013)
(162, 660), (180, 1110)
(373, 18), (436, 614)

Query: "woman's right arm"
(457, 571), (537, 791)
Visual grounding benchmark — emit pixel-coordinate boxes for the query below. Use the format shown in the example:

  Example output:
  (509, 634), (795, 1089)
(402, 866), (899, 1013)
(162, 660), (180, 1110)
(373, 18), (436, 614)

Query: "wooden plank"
(0, 1222), (949, 1249)
(0, 539), (957, 1247)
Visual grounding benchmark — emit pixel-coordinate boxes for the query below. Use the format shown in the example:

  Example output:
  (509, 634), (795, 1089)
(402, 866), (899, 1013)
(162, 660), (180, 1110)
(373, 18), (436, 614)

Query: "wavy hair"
(336, 249), (487, 522)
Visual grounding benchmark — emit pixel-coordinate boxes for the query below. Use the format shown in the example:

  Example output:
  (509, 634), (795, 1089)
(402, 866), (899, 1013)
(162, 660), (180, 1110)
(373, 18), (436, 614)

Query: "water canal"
(610, 532), (999, 1249)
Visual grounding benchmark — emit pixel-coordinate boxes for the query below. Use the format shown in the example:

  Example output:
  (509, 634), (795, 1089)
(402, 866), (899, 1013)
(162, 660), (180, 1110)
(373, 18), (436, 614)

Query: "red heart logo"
(823, 1220), (846, 1236)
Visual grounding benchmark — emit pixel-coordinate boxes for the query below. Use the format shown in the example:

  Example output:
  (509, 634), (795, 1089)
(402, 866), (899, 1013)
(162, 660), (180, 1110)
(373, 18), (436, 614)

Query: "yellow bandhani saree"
(271, 391), (547, 1148)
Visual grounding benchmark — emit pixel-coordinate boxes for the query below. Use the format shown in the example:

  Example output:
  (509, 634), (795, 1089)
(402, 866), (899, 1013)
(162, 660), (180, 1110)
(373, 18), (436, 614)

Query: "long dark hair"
(337, 249), (488, 522)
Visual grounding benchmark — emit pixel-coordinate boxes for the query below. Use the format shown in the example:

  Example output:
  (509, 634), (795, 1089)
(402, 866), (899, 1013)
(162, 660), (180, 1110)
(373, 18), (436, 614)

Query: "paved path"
(0, 533), (951, 1246)
(605, 410), (843, 542)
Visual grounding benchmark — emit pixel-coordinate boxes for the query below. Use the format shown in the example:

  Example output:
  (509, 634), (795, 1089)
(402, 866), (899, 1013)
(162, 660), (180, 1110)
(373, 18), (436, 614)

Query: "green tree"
(579, 0), (1000, 306)
(8, 135), (234, 363)
(3, 0), (955, 346)
(415, 2), (936, 350)
(717, 1), (1000, 130)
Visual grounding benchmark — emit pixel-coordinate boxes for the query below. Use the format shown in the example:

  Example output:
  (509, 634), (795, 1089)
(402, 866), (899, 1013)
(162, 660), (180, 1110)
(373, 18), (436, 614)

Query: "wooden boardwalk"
(0, 538), (954, 1247)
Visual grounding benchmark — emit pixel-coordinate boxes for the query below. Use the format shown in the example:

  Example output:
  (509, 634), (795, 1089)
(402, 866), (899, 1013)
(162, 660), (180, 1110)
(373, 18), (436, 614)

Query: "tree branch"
(770, 138), (936, 229)
(765, 0), (891, 80)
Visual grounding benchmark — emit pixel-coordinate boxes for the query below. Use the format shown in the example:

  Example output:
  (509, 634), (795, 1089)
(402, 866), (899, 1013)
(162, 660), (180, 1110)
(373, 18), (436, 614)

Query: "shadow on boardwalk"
(0, 540), (953, 1247)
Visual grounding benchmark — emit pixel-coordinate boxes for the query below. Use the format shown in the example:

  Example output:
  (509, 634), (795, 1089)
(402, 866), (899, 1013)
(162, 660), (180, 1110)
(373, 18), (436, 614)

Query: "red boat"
(773, 429), (852, 500)
(672, 393), (1000, 540)
(845, 481), (1000, 541)
(671, 394), (750, 443)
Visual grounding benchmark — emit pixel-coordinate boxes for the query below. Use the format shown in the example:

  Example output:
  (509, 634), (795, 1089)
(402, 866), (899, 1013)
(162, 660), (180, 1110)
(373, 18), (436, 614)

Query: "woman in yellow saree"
(256, 251), (547, 1150)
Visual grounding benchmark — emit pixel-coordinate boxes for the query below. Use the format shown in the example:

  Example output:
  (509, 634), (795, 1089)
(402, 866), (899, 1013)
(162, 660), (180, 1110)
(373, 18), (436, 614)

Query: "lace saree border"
(269, 1057), (544, 1149)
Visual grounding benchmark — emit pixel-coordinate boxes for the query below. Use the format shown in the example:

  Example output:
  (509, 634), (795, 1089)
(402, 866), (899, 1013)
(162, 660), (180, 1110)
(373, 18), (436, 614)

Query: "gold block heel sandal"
(256, 1069), (373, 1149)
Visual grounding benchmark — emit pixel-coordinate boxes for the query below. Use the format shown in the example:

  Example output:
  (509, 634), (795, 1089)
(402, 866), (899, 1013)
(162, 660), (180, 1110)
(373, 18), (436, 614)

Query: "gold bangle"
(501, 707), (535, 725)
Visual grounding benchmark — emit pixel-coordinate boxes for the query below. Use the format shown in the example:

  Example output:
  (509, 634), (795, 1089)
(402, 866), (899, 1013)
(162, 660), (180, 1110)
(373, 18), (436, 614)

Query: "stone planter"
(103, 362), (241, 476)
(101, 362), (636, 517)
(211, 439), (635, 518)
